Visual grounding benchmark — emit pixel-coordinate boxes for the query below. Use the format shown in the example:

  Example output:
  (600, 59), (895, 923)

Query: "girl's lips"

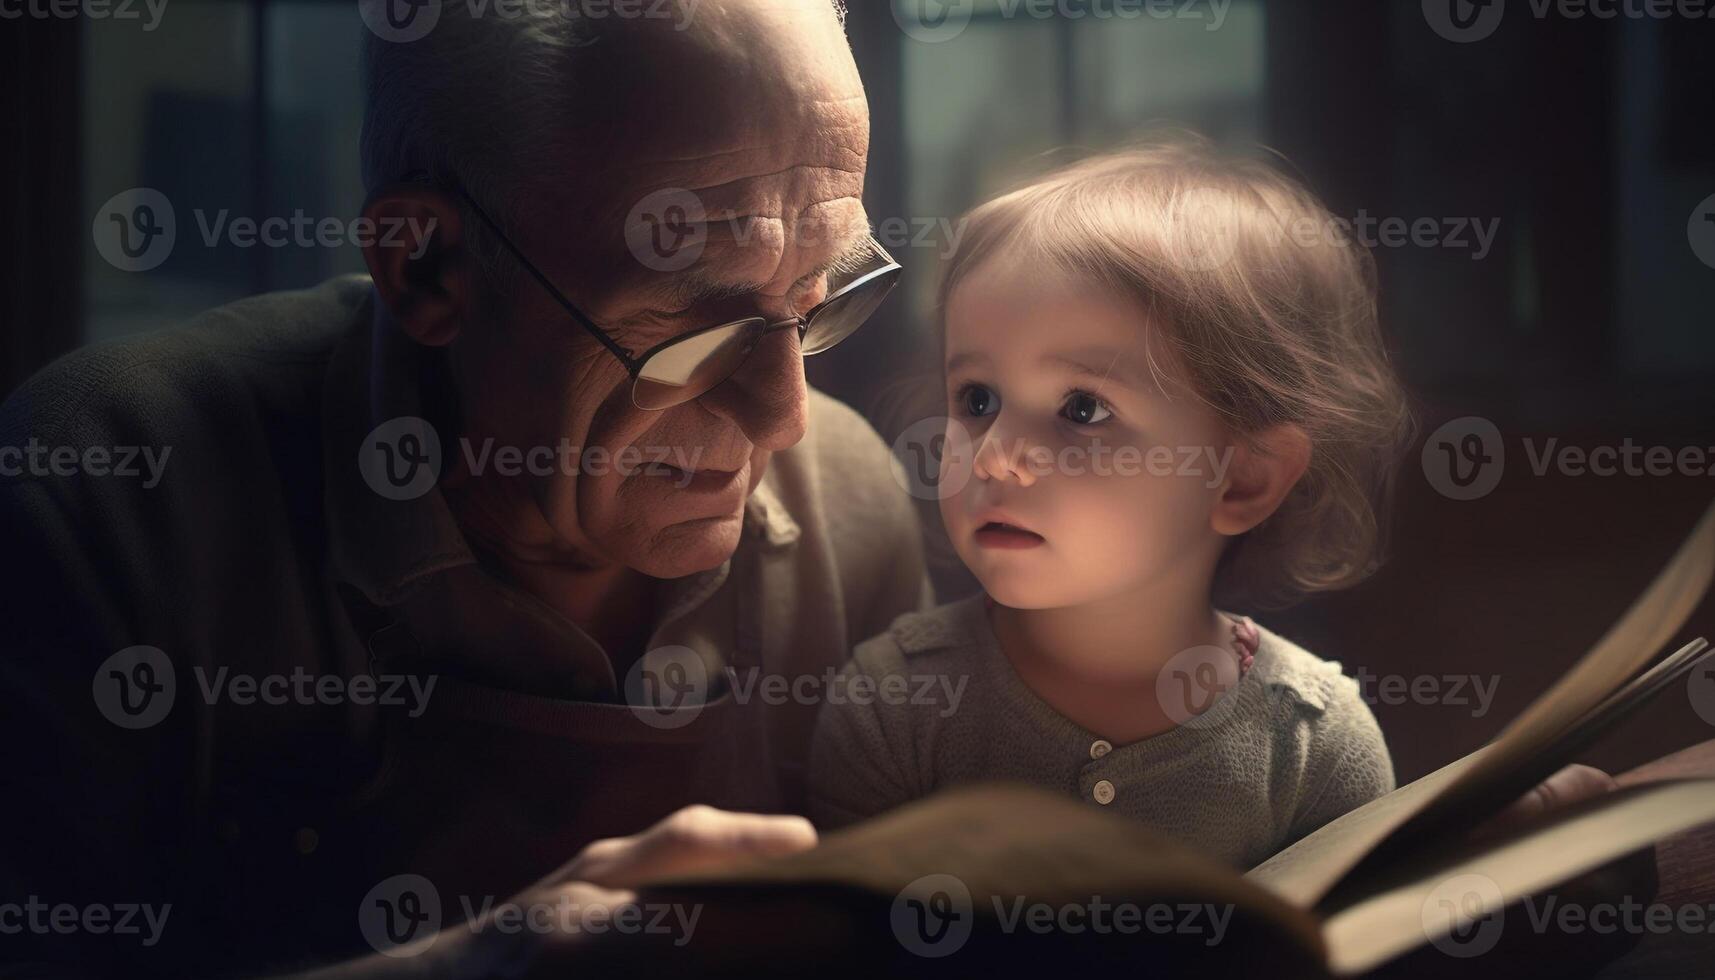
(974, 521), (1046, 549)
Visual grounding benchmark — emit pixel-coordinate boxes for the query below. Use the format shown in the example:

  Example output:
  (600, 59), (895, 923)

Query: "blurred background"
(4, 0), (1715, 784)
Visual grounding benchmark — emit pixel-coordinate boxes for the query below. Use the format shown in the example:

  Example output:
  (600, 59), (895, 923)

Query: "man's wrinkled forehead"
(563, 0), (870, 292)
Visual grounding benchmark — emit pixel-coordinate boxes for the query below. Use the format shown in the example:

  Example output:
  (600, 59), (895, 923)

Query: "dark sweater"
(0, 276), (931, 977)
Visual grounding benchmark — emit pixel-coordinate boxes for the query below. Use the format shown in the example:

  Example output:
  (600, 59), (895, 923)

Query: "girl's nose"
(972, 422), (1041, 487)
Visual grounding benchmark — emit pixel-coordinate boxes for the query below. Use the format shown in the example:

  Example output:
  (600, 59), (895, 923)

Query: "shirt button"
(1092, 779), (1116, 805)
(1089, 739), (1112, 759)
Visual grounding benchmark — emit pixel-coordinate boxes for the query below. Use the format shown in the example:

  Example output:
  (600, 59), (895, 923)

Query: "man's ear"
(1211, 423), (1312, 537)
(360, 185), (471, 347)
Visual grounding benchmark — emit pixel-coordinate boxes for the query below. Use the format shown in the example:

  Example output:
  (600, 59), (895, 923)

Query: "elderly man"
(0, 1), (930, 975)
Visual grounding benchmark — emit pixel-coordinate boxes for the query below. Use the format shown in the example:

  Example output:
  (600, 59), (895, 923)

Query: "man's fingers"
(564, 805), (818, 889)
(1482, 764), (1618, 839)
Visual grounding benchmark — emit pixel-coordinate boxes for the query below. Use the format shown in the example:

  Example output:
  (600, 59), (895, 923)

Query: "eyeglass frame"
(397, 170), (902, 409)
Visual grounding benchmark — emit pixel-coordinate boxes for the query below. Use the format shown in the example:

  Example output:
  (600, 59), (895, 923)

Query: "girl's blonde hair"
(937, 135), (1414, 609)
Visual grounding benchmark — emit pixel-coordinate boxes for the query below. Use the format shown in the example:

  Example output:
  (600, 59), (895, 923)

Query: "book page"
(1319, 779), (1715, 976)
(1245, 499), (1715, 909)
(1246, 748), (1491, 907)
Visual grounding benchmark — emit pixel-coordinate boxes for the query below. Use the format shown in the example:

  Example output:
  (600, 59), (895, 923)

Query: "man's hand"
(449, 805), (818, 973)
(1377, 765), (1657, 979)
(552, 804), (819, 890)
(1475, 763), (1619, 841)
(292, 806), (817, 979)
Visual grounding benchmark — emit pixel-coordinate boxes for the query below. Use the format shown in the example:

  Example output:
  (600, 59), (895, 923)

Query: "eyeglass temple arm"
(402, 173), (640, 370)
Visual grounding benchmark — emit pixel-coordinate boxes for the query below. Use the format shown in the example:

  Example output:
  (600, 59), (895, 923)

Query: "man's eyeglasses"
(400, 172), (902, 410)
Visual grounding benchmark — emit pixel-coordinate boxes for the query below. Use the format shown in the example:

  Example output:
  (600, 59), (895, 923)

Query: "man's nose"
(972, 418), (1042, 487)
(694, 323), (808, 452)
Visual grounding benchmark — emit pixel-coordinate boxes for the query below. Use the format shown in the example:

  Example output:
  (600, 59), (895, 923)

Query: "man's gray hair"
(359, 0), (848, 300)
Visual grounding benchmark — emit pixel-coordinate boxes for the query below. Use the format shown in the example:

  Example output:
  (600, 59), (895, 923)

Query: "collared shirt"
(810, 592), (1396, 871)
(0, 275), (934, 976)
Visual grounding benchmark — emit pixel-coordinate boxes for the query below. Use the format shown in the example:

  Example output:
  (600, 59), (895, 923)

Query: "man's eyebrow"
(644, 227), (873, 312)
(651, 270), (765, 311)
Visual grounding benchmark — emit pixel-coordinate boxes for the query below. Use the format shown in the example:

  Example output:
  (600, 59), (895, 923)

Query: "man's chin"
(633, 512), (746, 578)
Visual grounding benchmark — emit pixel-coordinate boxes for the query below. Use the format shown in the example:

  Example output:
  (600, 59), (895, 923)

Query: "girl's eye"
(957, 383), (999, 418)
(1062, 390), (1112, 426)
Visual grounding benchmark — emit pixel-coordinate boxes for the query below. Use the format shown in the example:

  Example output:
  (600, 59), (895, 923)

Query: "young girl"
(809, 137), (1413, 870)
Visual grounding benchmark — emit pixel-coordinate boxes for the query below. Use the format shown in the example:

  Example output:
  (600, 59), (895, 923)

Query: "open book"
(628, 500), (1715, 978)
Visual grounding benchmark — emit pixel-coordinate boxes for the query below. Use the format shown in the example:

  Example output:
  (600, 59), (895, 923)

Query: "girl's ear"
(1211, 423), (1311, 537)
